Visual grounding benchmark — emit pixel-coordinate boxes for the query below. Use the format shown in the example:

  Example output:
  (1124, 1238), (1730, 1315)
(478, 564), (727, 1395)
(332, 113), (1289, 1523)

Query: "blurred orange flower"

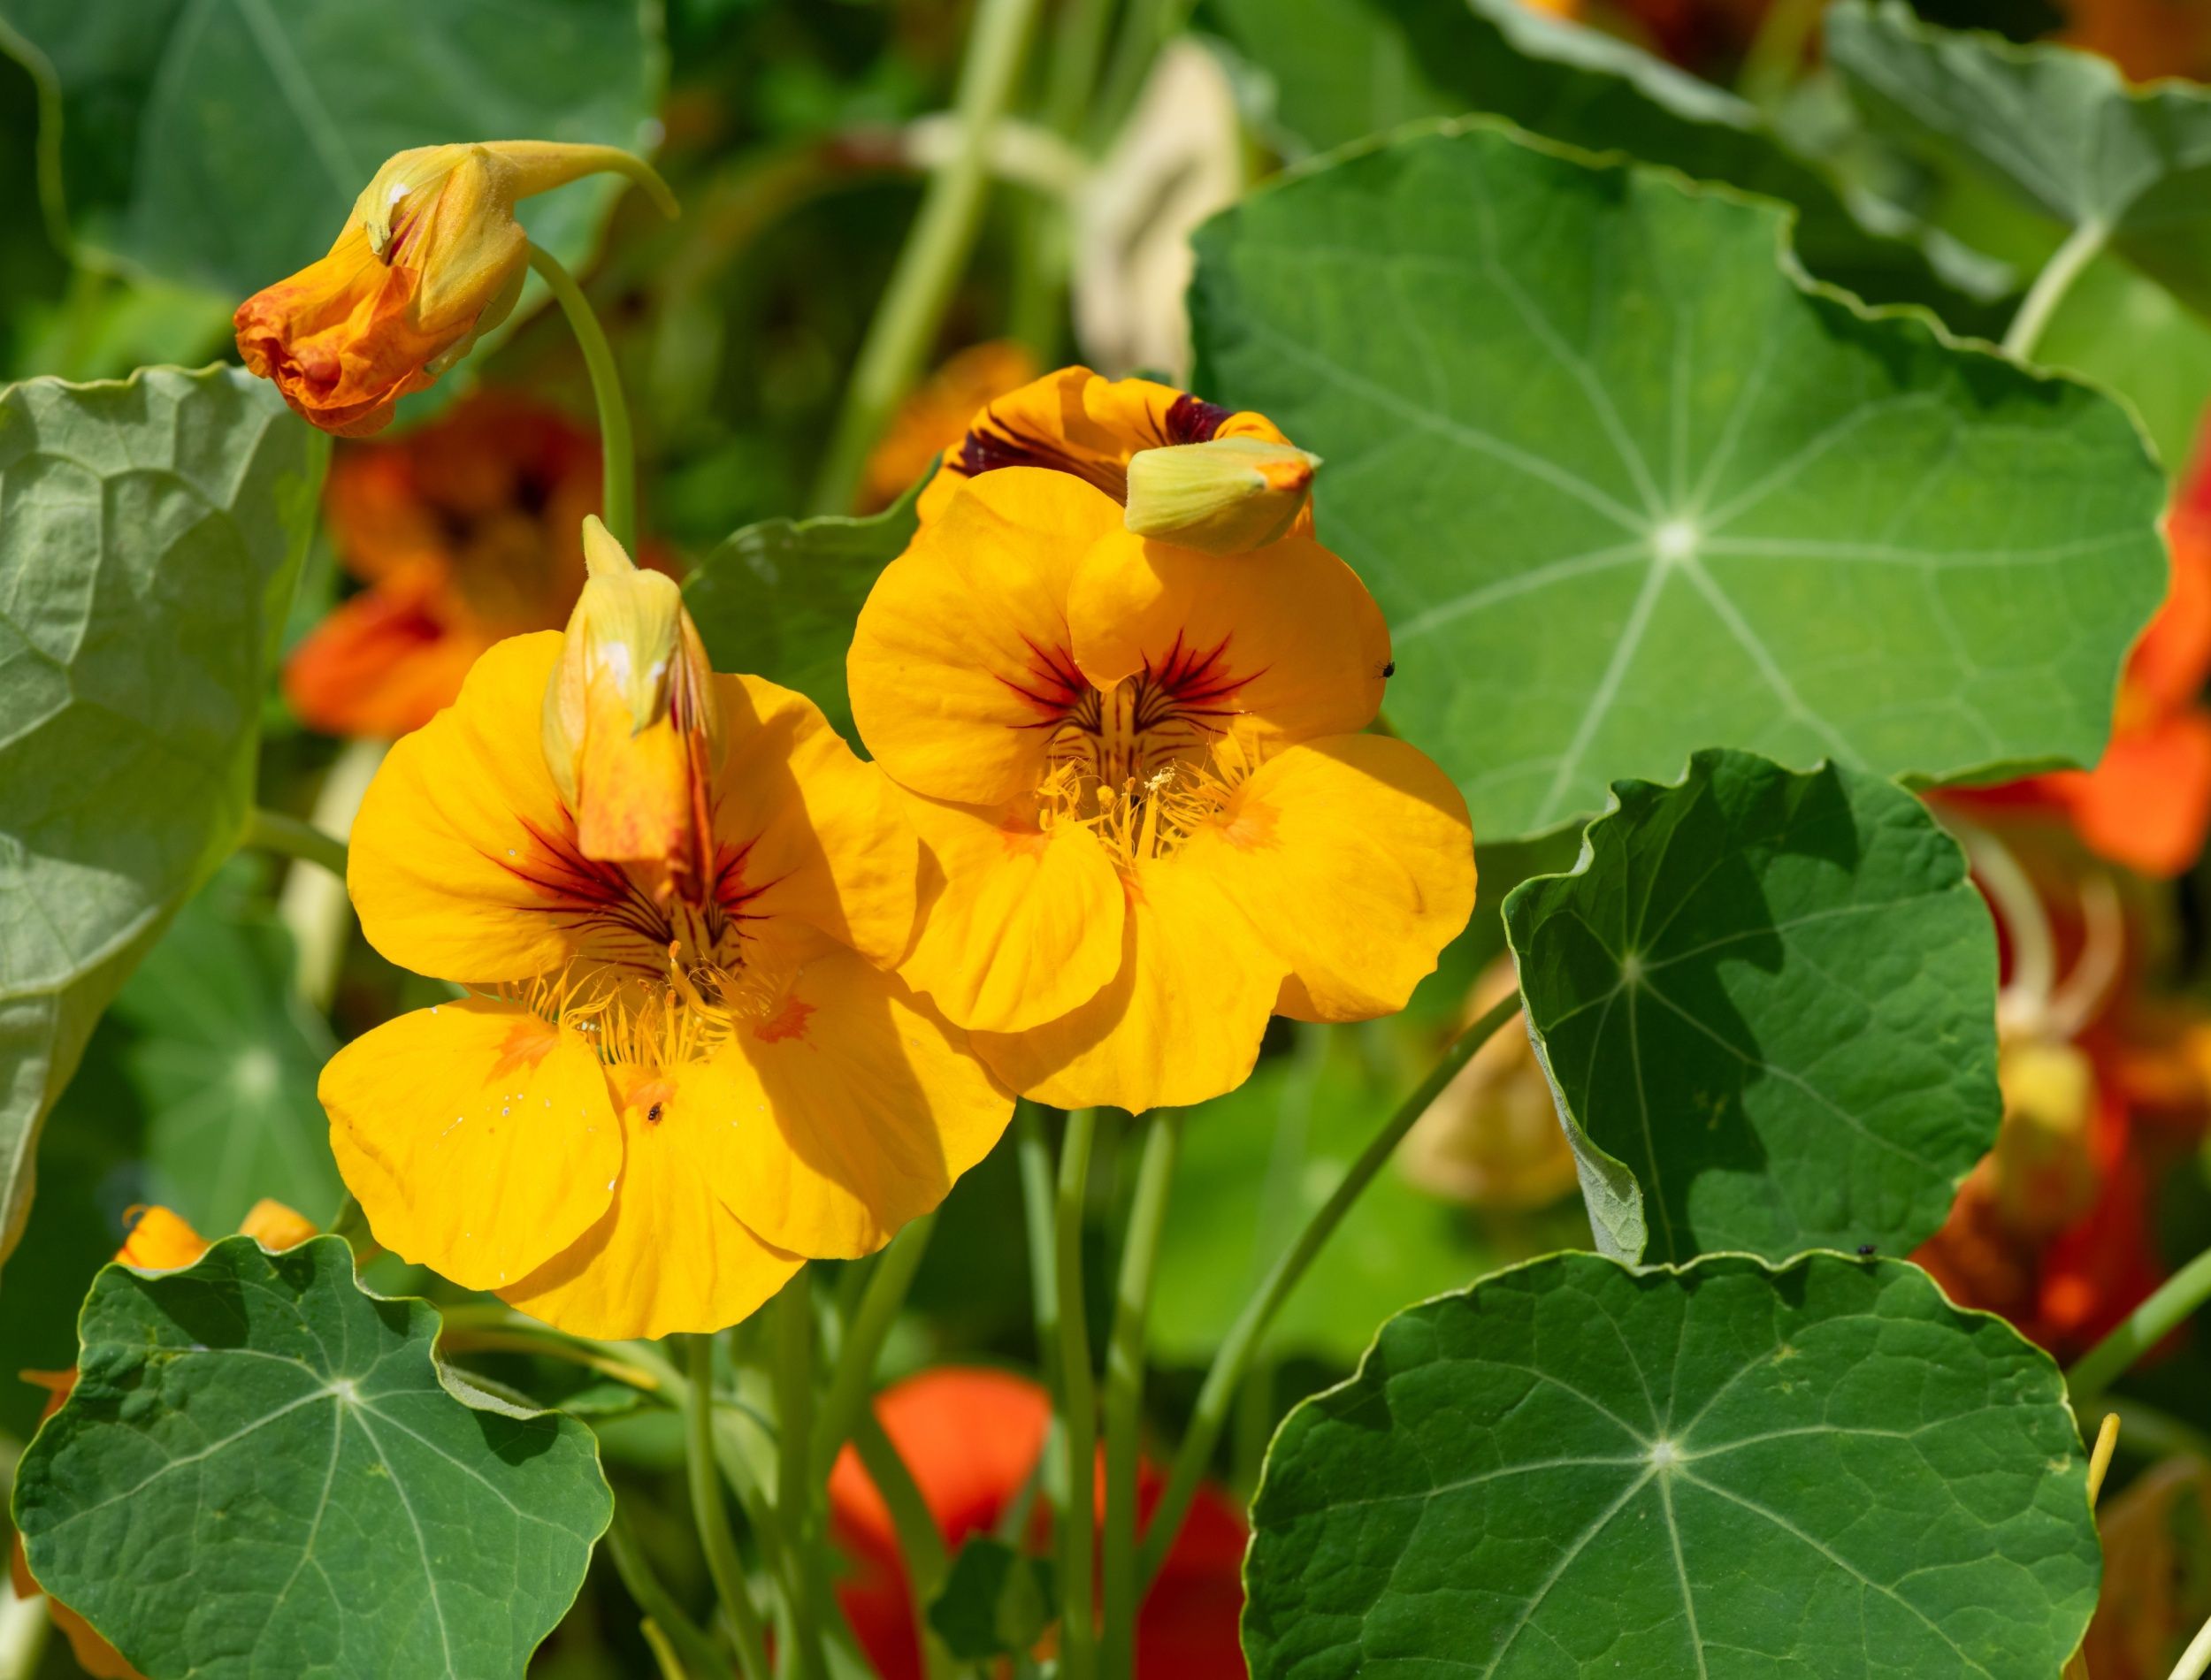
(861, 341), (1039, 512)
(828, 1368), (1247, 1680)
(285, 391), (607, 739)
(2064, 0), (2211, 82)
(12, 1201), (315, 1680)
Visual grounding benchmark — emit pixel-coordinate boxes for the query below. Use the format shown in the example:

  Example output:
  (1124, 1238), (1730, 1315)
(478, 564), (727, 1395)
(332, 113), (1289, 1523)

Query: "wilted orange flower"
(318, 528), (1009, 1338)
(861, 340), (1039, 512)
(849, 377), (1475, 1113)
(285, 391), (607, 738)
(236, 141), (674, 436)
(828, 1368), (1248, 1680)
(13, 1201), (315, 1680)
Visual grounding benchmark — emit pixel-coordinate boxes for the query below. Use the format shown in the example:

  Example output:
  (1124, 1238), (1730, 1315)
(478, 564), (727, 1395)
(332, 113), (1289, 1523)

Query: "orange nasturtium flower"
(317, 522), (1009, 1338)
(13, 1201), (316, 1680)
(849, 370), (1476, 1113)
(285, 391), (607, 737)
(236, 141), (675, 437)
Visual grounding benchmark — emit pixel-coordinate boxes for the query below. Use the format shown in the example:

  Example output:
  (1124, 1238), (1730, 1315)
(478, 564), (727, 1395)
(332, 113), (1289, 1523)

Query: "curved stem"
(527, 242), (636, 550)
(2069, 1241), (2211, 1402)
(686, 1336), (772, 1680)
(2001, 218), (2107, 363)
(1136, 991), (1523, 1589)
(1054, 1109), (1101, 1680)
(853, 1410), (955, 1680)
(2174, 1613), (2211, 1680)
(241, 807), (348, 880)
(1099, 1110), (1180, 1680)
(606, 1508), (723, 1680)
(812, 1213), (936, 1483)
(770, 1272), (829, 1680)
(807, 0), (1044, 513)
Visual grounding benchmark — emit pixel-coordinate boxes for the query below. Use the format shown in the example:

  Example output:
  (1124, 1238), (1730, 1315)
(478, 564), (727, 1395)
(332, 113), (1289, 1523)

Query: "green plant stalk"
(771, 1272), (830, 1680)
(1054, 1108), (1102, 1680)
(2001, 218), (2108, 363)
(853, 1410), (956, 1680)
(1098, 1111), (1180, 1680)
(1019, 1109), (1063, 1392)
(606, 1508), (724, 1680)
(807, 0), (1044, 513)
(2175, 1612), (2211, 1680)
(1006, 0), (1115, 351)
(812, 1214), (937, 1483)
(1735, 0), (1821, 107)
(2069, 1241), (2211, 1401)
(241, 807), (348, 880)
(527, 242), (637, 550)
(1089, 0), (1193, 149)
(686, 1336), (773, 1680)
(1135, 989), (1523, 1589)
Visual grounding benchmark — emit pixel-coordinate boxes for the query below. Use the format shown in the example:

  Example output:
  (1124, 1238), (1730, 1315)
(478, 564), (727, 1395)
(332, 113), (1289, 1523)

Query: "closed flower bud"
(1122, 435), (1320, 554)
(541, 517), (722, 898)
(235, 141), (675, 437)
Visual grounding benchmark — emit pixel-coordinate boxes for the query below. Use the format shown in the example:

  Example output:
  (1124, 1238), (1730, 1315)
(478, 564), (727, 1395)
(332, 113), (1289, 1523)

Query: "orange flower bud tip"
(1123, 435), (1322, 554)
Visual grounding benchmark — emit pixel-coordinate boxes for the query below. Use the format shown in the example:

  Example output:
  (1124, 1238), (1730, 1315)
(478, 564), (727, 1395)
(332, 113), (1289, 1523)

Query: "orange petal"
(2056, 706), (2211, 877)
(113, 1206), (208, 1271)
(283, 582), (486, 737)
(237, 1200), (318, 1251)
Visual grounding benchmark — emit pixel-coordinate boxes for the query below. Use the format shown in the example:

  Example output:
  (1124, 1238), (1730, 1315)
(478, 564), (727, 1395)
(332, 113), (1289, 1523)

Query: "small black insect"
(1381, 660), (1396, 678)
(646, 1103), (664, 1123)
(1855, 1243), (1878, 1257)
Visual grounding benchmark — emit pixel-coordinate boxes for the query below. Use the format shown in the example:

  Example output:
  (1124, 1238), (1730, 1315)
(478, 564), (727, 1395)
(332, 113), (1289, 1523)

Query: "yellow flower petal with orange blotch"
(896, 790), (1126, 1034)
(714, 949), (1014, 1258)
(1175, 734), (1474, 1022)
(501, 1059), (800, 1340)
(849, 470), (1115, 806)
(318, 998), (620, 1293)
(972, 857), (1285, 1113)
(1067, 527), (1389, 751)
(349, 633), (597, 985)
(713, 676), (920, 971)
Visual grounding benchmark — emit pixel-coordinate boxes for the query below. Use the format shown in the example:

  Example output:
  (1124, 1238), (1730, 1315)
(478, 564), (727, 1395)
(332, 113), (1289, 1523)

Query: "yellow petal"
(319, 998), (621, 1293)
(114, 1206), (209, 1271)
(1178, 735), (1475, 1022)
(849, 469), (1113, 806)
(1067, 529), (1388, 752)
(714, 676), (920, 969)
(897, 792), (1127, 1033)
(237, 1200), (318, 1251)
(501, 1061), (800, 1339)
(715, 949), (1013, 1258)
(972, 855), (1283, 1112)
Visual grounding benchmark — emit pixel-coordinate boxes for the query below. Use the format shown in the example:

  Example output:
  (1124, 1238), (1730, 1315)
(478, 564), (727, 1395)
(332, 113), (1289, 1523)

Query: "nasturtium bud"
(1122, 434), (1320, 554)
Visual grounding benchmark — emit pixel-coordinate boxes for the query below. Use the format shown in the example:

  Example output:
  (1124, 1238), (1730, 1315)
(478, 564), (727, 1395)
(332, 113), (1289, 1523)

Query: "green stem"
(2001, 219), (2107, 363)
(527, 242), (637, 550)
(686, 1336), (773, 1680)
(853, 1410), (956, 1680)
(1136, 991), (1523, 1589)
(1098, 1111), (1179, 1680)
(2174, 1613), (2211, 1680)
(605, 1508), (723, 1680)
(2069, 1241), (2211, 1401)
(1054, 1109), (1101, 1680)
(1019, 1109), (1063, 1389)
(812, 1214), (936, 1483)
(807, 0), (1044, 513)
(241, 807), (348, 880)
(1088, 0), (1191, 149)
(1735, 0), (1821, 107)
(770, 1272), (829, 1680)
(1006, 0), (1115, 351)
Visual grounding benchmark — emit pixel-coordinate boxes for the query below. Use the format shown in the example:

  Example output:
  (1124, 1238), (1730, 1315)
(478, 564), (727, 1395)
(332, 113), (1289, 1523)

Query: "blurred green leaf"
(928, 1538), (1058, 1662)
(1190, 122), (2164, 843)
(2038, 253), (2211, 476)
(1830, 0), (2211, 321)
(0, 0), (664, 300)
(0, 365), (323, 1264)
(685, 471), (923, 737)
(14, 1235), (612, 1679)
(1243, 1251), (2100, 1677)
(1504, 750), (2000, 1264)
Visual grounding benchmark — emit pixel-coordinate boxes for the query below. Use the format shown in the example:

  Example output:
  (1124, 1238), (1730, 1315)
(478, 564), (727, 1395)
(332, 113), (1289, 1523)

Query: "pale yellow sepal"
(1122, 435), (1320, 554)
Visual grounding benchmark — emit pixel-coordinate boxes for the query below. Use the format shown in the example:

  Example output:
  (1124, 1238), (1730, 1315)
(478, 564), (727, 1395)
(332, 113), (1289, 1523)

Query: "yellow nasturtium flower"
(235, 141), (675, 438)
(317, 528), (1010, 1338)
(849, 374), (1477, 1113)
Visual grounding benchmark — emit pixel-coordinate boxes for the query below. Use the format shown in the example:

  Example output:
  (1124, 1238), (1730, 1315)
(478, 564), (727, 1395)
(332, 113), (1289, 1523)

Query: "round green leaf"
(1243, 1251), (2100, 1678)
(0, 365), (323, 1263)
(1188, 120), (2164, 843)
(14, 1235), (612, 1680)
(1503, 749), (1999, 1265)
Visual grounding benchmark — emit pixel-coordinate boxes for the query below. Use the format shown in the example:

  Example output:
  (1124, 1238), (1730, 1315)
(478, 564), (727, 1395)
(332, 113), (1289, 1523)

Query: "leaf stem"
(807, 0), (1044, 513)
(1135, 989), (1523, 1589)
(811, 1214), (936, 1483)
(241, 807), (348, 880)
(2069, 1241), (2211, 1402)
(1098, 1110), (1179, 1680)
(1054, 1108), (1101, 1680)
(2001, 219), (2107, 363)
(606, 1507), (723, 1680)
(685, 1336), (773, 1680)
(770, 1272), (830, 1680)
(527, 241), (637, 550)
